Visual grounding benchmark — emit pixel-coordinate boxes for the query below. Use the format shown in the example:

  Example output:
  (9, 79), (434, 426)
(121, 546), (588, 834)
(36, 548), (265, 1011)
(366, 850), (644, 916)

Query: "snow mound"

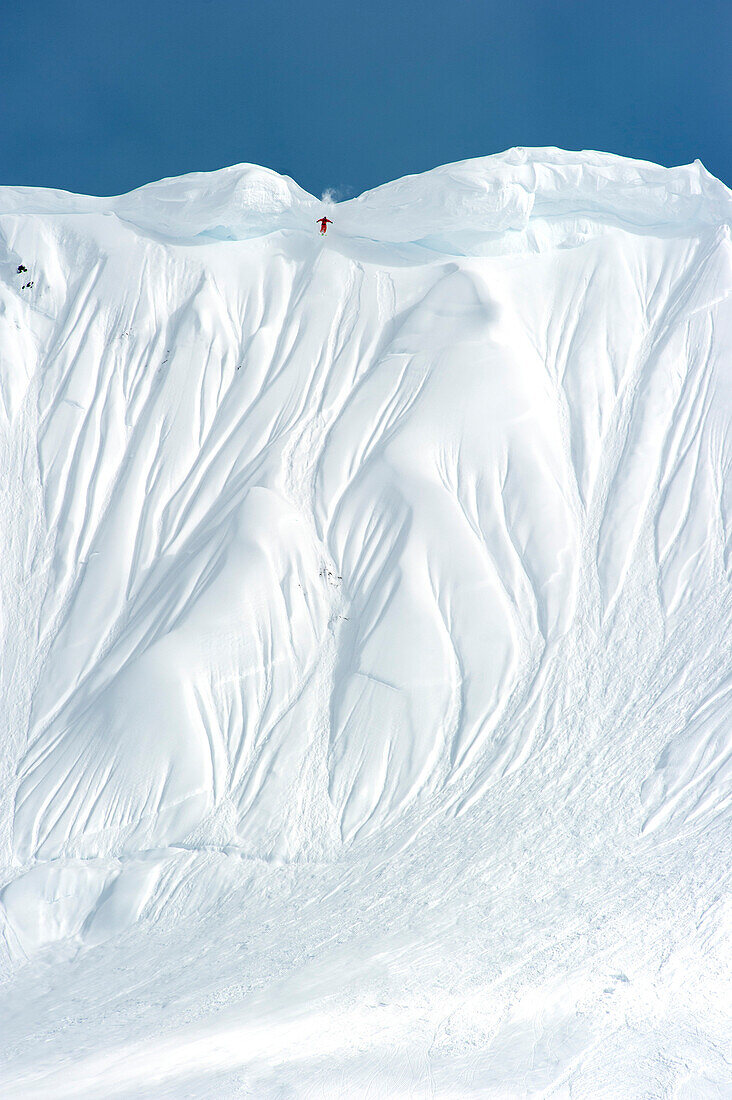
(0, 149), (730, 1098)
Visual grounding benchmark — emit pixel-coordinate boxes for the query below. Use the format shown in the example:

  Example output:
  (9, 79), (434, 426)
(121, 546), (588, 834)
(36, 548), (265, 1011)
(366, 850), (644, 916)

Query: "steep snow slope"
(0, 148), (730, 1097)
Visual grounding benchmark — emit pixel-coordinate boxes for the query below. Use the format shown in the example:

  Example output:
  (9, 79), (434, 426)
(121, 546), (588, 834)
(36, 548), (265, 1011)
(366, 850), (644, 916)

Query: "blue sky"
(1, 0), (729, 197)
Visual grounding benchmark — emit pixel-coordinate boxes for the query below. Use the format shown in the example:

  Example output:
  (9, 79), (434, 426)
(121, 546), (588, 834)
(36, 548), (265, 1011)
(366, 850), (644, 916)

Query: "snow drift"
(0, 148), (730, 1097)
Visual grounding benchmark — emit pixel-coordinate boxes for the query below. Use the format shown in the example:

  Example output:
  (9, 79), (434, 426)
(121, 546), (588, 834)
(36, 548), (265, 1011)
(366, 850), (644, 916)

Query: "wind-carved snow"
(0, 148), (730, 1098)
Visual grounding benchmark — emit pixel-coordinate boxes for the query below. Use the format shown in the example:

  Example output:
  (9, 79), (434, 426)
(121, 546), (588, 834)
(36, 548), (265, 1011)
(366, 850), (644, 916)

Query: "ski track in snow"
(0, 147), (731, 1097)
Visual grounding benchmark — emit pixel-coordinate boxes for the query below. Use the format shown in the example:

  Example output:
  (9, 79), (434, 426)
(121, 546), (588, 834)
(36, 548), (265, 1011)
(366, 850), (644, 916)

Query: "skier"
(317, 216), (333, 235)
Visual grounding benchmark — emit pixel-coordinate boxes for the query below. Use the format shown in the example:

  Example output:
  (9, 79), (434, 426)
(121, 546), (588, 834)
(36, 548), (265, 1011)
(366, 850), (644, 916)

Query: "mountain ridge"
(0, 148), (730, 1097)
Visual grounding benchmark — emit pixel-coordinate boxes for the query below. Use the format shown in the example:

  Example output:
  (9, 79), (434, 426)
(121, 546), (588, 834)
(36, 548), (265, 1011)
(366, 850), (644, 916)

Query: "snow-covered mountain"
(1, 148), (730, 1097)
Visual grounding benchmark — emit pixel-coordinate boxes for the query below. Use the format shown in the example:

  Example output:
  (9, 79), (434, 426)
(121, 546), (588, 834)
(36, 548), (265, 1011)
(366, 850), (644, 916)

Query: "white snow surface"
(0, 147), (731, 1097)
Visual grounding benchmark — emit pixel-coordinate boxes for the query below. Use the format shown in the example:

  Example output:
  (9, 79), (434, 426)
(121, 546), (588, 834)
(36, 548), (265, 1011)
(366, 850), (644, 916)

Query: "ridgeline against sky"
(0, 0), (729, 198)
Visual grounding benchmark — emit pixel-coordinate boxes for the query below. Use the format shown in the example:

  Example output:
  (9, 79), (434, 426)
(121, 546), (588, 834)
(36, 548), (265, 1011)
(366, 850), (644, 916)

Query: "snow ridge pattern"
(0, 148), (731, 1098)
